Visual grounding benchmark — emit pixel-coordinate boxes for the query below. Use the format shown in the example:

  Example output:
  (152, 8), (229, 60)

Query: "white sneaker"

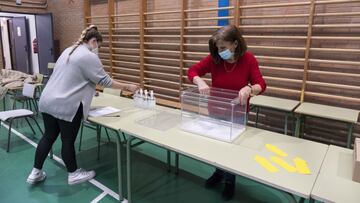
(27, 168), (46, 184)
(68, 168), (96, 185)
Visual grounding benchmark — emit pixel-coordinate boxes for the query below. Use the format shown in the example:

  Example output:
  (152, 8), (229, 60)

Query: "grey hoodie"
(39, 44), (112, 121)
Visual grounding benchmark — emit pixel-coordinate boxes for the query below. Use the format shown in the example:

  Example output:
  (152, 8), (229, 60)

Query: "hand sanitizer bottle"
(139, 88), (143, 98)
(134, 88), (143, 107)
(149, 90), (156, 109)
(143, 90), (148, 108)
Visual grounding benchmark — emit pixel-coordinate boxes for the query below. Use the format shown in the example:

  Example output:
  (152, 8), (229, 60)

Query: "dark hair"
(82, 25), (103, 43)
(67, 25), (103, 63)
(208, 25), (247, 64)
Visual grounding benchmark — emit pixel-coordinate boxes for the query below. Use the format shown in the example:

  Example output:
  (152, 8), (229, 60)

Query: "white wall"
(0, 12), (39, 74)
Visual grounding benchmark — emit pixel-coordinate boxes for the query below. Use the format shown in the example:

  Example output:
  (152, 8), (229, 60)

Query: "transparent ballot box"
(180, 87), (247, 143)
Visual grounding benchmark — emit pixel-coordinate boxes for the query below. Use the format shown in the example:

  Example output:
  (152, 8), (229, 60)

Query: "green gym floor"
(0, 100), (317, 203)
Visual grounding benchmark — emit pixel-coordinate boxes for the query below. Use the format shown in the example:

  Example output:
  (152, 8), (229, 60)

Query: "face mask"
(87, 40), (99, 55)
(219, 49), (234, 60)
(92, 47), (99, 55)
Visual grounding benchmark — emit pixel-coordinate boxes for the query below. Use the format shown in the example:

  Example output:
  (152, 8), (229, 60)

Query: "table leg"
(175, 153), (179, 175)
(284, 113), (289, 135)
(3, 94), (6, 110)
(295, 114), (302, 138)
(167, 150), (171, 172)
(301, 116), (306, 137)
(347, 123), (354, 149)
(255, 106), (260, 128)
(116, 131), (124, 201)
(97, 125), (101, 160)
(127, 136), (135, 203)
(292, 113), (296, 136)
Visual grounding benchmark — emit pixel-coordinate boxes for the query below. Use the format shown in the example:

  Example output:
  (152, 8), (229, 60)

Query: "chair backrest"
(47, 63), (55, 69)
(22, 83), (36, 99)
(35, 73), (44, 84)
(103, 88), (121, 96)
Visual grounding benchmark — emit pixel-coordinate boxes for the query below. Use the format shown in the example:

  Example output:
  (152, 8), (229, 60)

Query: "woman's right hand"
(126, 84), (140, 93)
(193, 76), (210, 95)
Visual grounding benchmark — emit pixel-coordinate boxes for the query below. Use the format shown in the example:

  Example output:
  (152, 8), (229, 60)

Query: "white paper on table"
(88, 106), (121, 117)
(181, 118), (245, 142)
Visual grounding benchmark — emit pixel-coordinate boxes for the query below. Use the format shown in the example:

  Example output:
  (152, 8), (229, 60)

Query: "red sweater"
(187, 52), (266, 93)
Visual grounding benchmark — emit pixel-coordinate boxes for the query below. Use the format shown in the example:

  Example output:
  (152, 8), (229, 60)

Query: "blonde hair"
(67, 25), (102, 63)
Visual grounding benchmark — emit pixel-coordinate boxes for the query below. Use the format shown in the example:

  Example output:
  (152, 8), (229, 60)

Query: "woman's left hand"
(238, 86), (251, 105)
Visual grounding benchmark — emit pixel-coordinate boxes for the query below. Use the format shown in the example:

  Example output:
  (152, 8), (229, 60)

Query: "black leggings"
(34, 104), (83, 173)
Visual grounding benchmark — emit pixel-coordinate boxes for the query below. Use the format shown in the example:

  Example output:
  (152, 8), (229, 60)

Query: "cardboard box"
(353, 138), (360, 183)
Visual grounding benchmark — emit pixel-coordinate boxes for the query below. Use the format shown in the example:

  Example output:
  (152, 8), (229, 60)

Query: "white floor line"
(90, 191), (107, 203)
(1, 123), (127, 202)
(89, 179), (120, 201)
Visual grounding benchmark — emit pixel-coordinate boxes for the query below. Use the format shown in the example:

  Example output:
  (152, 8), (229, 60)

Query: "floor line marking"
(1, 123), (126, 202)
(90, 191), (107, 203)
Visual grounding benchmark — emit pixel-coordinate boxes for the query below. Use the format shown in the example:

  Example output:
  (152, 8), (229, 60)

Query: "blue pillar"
(218, 0), (229, 26)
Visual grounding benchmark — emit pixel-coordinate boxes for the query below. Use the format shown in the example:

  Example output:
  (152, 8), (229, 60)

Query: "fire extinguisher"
(33, 38), (38, 54)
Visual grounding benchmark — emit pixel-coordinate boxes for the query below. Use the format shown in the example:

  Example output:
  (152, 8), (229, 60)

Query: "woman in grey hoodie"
(27, 25), (138, 185)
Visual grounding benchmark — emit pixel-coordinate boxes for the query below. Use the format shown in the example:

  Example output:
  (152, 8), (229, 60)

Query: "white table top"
(89, 93), (329, 198)
(250, 95), (300, 112)
(311, 145), (360, 203)
(295, 102), (359, 123)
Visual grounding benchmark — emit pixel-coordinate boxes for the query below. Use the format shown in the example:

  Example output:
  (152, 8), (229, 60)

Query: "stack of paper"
(88, 106), (121, 117)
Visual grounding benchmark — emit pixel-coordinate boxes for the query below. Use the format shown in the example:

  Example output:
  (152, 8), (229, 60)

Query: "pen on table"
(102, 115), (121, 117)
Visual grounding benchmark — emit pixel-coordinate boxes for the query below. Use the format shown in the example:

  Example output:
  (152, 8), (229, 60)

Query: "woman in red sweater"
(187, 25), (266, 200)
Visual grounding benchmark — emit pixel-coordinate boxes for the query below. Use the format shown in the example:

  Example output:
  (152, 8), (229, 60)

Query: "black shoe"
(205, 173), (223, 188)
(222, 182), (235, 201)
